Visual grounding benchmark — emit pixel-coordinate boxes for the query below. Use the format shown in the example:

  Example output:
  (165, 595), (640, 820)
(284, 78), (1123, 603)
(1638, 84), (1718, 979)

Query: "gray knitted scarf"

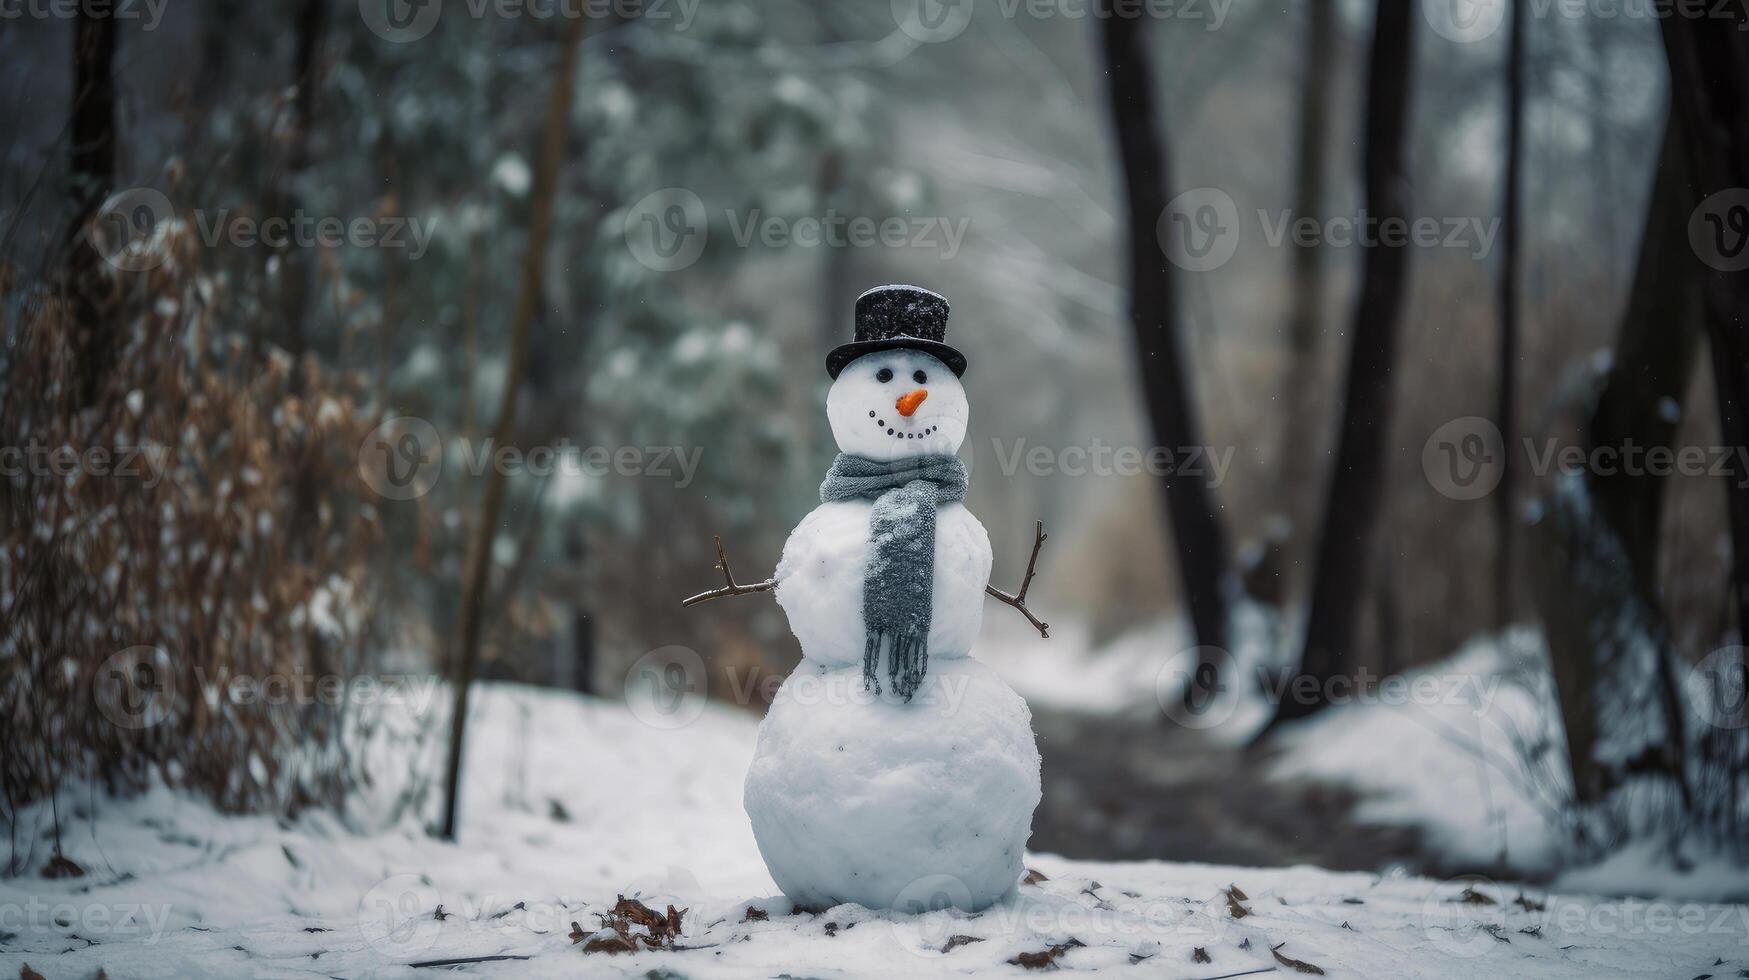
(819, 453), (969, 701)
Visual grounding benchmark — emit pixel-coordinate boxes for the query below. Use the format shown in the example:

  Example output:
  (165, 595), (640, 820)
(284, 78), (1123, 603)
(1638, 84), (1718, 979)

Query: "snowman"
(684, 285), (1049, 913)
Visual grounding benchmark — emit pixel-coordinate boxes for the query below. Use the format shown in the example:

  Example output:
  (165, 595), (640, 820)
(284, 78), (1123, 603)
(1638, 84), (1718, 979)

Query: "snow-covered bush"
(0, 230), (390, 856)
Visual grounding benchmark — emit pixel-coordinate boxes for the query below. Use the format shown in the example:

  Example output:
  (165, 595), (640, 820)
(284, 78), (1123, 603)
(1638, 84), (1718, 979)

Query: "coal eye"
(913, 370), (928, 384)
(875, 367), (894, 383)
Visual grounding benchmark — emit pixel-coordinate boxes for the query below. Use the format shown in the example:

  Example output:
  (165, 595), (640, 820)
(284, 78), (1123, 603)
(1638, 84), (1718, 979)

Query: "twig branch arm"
(682, 536), (776, 607)
(986, 521), (1050, 638)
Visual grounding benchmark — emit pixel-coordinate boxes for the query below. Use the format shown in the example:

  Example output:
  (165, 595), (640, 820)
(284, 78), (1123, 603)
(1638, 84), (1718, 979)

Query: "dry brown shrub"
(1, 221), (388, 853)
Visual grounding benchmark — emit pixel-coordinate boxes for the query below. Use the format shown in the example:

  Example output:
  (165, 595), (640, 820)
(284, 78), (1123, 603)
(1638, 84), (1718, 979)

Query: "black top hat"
(826, 284), (967, 379)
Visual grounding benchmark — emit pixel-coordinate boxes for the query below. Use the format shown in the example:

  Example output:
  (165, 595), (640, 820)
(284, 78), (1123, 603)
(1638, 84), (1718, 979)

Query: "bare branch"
(987, 521), (1050, 638)
(682, 536), (776, 608)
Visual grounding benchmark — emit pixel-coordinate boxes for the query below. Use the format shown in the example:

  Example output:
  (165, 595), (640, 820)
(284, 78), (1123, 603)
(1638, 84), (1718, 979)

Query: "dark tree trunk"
(1662, 9), (1749, 639)
(276, 0), (329, 360)
(441, 15), (588, 840)
(66, 9), (119, 405)
(1531, 121), (1700, 805)
(1095, 3), (1233, 667)
(1496, 0), (1527, 631)
(1277, 0), (1337, 569)
(1270, 0), (1416, 727)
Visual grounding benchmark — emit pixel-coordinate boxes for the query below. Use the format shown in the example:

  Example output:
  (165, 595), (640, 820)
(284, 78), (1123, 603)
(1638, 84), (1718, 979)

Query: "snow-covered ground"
(5, 681), (1748, 977)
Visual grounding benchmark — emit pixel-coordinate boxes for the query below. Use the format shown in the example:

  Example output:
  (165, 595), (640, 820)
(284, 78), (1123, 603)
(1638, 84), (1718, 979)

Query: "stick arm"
(681, 536), (776, 608)
(986, 520), (1050, 638)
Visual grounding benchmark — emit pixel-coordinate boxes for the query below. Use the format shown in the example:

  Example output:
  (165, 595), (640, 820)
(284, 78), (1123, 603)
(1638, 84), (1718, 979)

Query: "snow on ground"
(982, 600), (1288, 741)
(5, 680), (1749, 978)
(1269, 630), (1570, 879)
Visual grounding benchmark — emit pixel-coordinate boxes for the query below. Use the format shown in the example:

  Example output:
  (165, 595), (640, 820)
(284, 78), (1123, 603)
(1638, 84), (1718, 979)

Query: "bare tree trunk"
(1531, 120), (1700, 804)
(1496, 0), (1527, 631)
(1095, 3), (1233, 667)
(440, 15), (587, 840)
(270, 0), (329, 362)
(1270, 0), (1416, 727)
(1277, 0), (1336, 576)
(66, 8), (119, 406)
(1661, 11), (1749, 639)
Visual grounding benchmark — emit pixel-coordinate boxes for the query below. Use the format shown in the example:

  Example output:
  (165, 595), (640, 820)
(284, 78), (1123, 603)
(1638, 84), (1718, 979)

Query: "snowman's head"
(826, 348), (968, 461)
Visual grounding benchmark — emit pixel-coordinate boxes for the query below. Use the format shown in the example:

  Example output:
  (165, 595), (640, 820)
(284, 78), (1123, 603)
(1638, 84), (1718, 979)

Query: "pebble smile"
(868, 409), (938, 439)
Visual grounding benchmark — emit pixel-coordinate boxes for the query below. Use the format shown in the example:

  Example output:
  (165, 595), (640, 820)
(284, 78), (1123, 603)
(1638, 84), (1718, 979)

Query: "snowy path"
(4, 683), (1747, 978)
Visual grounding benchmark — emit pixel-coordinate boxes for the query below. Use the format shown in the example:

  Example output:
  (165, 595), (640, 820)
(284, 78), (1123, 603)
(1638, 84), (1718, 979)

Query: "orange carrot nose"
(896, 389), (928, 417)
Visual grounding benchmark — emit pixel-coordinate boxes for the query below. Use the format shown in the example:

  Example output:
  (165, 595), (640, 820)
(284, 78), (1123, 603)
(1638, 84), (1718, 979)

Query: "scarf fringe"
(862, 629), (928, 702)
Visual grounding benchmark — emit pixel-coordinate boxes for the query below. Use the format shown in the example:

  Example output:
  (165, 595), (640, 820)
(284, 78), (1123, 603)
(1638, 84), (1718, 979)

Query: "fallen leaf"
(1514, 892), (1546, 912)
(1224, 887), (1251, 919)
(1227, 884), (1248, 902)
(1271, 943), (1326, 975)
(432, 905), (450, 921)
(1022, 869), (1048, 885)
(1456, 887), (1497, 906)
(941, 935), (984, 954)
(41, 855), (84, 879)
(569, 921), (586, 944)
(741, 907), (768, 923)
(21, 966), (46, 980)
(1239, 937), (1253, 951)
(583, 933), (637, 955)
(1008, 939), (1084, 970)
(1193, 946), (1212, 963)
(824, 922), (838, 937)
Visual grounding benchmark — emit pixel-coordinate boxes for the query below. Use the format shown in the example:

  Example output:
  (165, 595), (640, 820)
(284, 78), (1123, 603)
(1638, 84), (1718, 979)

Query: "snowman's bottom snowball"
(743, 657), (1041, 912)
